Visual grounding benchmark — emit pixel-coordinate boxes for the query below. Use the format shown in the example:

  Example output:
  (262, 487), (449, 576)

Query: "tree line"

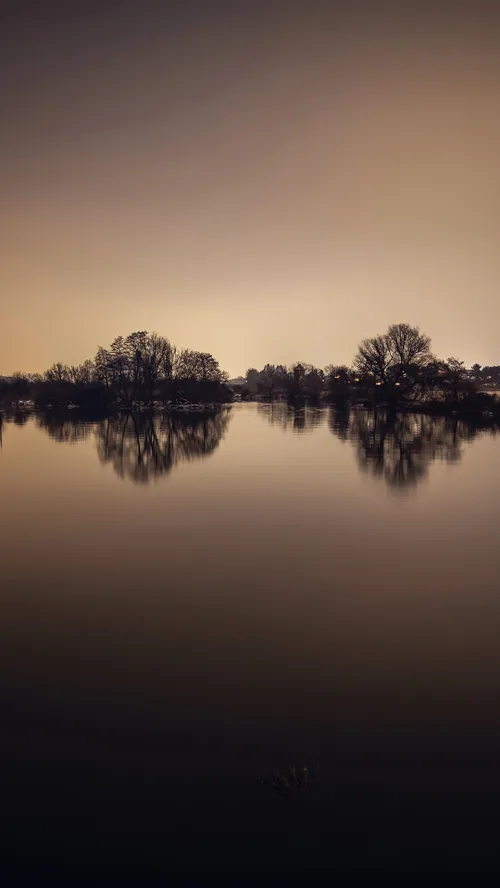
(1, 322), (499, 416)
(0, 332), (230, 409)
(240, 323), (499, 416)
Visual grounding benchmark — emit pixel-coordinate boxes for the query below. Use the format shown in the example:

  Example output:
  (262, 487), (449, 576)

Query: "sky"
(1, 1), (500, 376)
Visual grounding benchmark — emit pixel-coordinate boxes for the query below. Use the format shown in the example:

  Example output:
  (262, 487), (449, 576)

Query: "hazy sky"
(1, 1), (499, 376)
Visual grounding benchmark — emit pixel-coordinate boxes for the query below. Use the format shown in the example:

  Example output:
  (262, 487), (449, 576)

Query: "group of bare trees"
(2, 321), (498, 415)
(246, 363), (352, 402)
(243, 323), (490, 412)
(2, 332), (229, 409)
(352, 323), (479, 407)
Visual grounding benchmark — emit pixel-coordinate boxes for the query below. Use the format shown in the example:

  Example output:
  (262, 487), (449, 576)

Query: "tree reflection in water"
(257, 402), (325, 433)
(31, 408), (231, 483)
(260, 402), (497, 492)
(329, 408), (497, 491)
(95, 409), (232, 483)
(5, 405), (498, 491)
(36, 414), (94, 443)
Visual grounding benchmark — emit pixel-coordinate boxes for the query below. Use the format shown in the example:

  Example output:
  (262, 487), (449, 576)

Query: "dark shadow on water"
(36, 413), (96, 443)
(332, 408), (498, 492)
(257, 402), (498, 491)
(258, 401), (325, 432)
(29, 407), (232, 483)
(4, 404), (498, 492)
(95, 409), (232, 483)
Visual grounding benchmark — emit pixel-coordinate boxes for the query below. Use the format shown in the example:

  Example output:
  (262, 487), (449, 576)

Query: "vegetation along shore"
(1, 323), (499, 421)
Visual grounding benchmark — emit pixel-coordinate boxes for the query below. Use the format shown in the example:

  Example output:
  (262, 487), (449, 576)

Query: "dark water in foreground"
(1, 404), (500, 882)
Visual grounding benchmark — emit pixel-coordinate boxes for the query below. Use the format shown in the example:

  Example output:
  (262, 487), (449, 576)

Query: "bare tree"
(174, 348), (226, 384)
(94, 347), (112, 389)
(69, 360), (95, 385)
(45, 362), (72, 383)
(386, 323), (432, 369)
(354, 334), (391, 384)
(354, 323), (433, 403)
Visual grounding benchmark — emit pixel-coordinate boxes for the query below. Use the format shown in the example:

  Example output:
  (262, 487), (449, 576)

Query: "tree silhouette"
(325, 365), (351, 404)
(0, 331), (230, 410)
(2, 321), (499, 417)
(354, 323), (433, 405)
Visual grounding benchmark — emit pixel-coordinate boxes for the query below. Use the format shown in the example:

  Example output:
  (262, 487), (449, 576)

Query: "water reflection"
(95, 410), (231, 483)
(337, 410), (474, 491)
(3, 404), (498, 491)
(8, 410), (30, 427)
(30, 408), (231, 483)
(36, 413), (94, 443)
(261, 403), (498, 491)
(258, 402), (325, 432)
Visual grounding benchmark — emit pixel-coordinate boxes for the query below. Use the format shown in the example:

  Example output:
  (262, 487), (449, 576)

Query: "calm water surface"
(1, 403), (500, 879)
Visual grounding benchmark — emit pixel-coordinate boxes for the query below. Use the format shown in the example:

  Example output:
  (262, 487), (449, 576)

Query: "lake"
(1, 403), (500, 881)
